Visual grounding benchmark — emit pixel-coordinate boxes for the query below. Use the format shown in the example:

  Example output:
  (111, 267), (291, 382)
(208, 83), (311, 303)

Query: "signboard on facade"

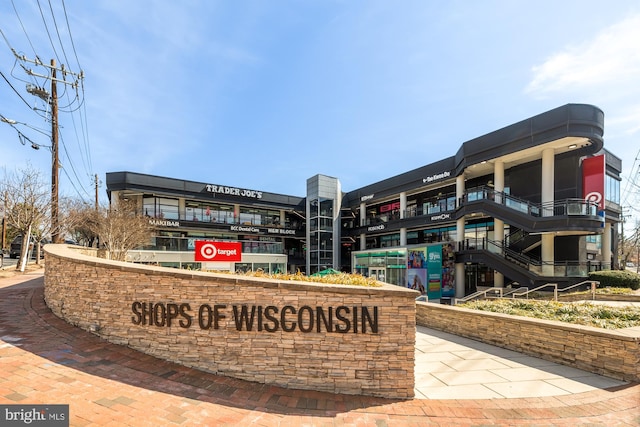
(583, 154), (605, 210)
(194, 240), (242, 262)
(205, 184), (263, 199)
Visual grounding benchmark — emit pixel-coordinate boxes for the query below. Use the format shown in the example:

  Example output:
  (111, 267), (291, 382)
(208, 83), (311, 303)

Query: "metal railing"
(462, 186), (600, 218)
(358, 186), (600, 227)
(511, 280), (599, 301)
(454, 287), (505, 304)
(458, 238), (610, 278)
(454, 280), (599, 305)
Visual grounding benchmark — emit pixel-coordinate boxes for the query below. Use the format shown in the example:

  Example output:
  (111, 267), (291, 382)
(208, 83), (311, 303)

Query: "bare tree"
(0, 165), (50, 271)
(62, 197), (99, 246)
(90, 198), (152, 261)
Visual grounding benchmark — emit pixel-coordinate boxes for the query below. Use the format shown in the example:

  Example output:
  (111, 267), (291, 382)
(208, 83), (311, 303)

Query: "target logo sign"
(194, 241), (242, 262)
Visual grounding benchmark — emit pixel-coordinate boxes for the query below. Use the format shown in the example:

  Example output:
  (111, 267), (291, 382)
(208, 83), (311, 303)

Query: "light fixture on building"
(568, 144), (577, 149)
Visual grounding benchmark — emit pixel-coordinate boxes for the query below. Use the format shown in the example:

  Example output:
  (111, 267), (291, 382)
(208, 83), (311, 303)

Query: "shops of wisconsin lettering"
(131, 302), (379, 334)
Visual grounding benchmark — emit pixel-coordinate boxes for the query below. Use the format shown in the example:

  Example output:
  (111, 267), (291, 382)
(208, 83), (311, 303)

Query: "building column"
(455, 174), (466, 298)
(359, 202), (367, 251)
(179, 198), (186, 221)
(494, 160), (504, 288)
(400, 228), (406, 246)
(456, 175), (465, 208)
(541, 148), (555, 276)
(602, 222), (612, 269)
(541, 148), (555, 217)
(234, 204), (240, 224)
(399, 192), (406, 219)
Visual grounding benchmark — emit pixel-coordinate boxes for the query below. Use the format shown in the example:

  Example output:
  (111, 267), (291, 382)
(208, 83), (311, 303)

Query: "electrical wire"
(59, 129), (92, 200)
(0, 68), (33, 110)
(47, 0), (73, 72)
(10, 0), (38, 57)
(35, 0), (62, 68)
(61, 0), (82, 71)
(2, 2), (93, 206)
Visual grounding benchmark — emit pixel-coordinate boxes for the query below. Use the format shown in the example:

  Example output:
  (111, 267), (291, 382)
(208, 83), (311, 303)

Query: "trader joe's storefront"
(352, 243), (455, 302)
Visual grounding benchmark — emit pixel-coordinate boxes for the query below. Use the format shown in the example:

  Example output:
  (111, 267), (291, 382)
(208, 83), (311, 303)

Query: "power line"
(47, 0), (73, 70)
(35, 0), (62, 67)
(0, 68), (33, 110)
(2, 2), (93, 207)
(61, 0), (82, 71)
(10, 0), (38, 57)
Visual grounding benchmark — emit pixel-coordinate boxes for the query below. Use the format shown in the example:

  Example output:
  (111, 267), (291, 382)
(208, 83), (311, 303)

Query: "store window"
(605, 174), (620, 205)
(239, 207), (281, 226)
(143, 196), (179, 220)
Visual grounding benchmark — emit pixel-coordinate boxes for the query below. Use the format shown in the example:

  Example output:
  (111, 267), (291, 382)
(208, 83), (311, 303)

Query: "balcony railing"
(461, 186), (600, 218)
(358, 187), (600, 227)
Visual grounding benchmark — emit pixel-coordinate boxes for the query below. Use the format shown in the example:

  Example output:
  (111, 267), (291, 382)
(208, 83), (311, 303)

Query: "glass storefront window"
(605, 174), (620, 205)
(239, 207), (281, 226)
(143, 196), (179, 219)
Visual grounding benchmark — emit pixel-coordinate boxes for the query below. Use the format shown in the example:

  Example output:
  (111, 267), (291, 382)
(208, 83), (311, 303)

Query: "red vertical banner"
(582, 154), (605, 210)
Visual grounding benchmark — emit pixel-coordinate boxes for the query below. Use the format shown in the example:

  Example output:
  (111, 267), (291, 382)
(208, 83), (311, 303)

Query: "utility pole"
(13, 51), (83, 244)
(94, 174), (100, 210)
(51, 59), (59, 243)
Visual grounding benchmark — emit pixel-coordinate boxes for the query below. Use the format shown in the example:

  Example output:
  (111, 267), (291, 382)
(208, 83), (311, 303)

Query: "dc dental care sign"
(194, 240), (242, 262)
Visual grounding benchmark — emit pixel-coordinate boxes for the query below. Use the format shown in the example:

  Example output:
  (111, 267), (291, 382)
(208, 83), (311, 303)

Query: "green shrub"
(459, 299), (640, 329)
(588, 270), (640, 290)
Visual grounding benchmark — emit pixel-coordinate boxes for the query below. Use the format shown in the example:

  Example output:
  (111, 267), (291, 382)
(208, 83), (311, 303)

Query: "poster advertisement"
(427, 245), (442, 300)
(441, 242), (455, 298)
(407, 248), (426, 295)
(407, 244), (453, 300)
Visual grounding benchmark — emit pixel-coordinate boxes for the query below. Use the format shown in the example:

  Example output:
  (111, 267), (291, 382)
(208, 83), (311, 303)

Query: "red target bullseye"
(199, 243), (217, 260)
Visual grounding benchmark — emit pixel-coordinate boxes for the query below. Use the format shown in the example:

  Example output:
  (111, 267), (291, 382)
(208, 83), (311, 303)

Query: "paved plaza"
(0, 269), (638, 426)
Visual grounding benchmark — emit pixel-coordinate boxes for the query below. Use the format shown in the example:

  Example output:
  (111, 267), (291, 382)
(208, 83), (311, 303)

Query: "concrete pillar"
(542, 233), (555, 276)
(541, 148), (555, 217)
(400, 192), (406, 219)
(455, 174), (466, 298)
(456, 175), (465, 208)
(602, 222), (612, 270)
(359, 202), (367, 251)
(541, 148), (555, 276)
(400, 228), (406, 246)
(494, 160), (505, 288)
(456, 216), (466, 298)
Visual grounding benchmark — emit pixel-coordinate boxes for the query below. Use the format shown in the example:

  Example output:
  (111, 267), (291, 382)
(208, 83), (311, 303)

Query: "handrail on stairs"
(454, 280), (599, 305)
(454, 287), (504, 305)
(511, 280), (600, 301)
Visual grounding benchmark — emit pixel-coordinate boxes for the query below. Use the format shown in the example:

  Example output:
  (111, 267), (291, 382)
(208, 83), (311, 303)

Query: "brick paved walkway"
(0, 271), (638, 426)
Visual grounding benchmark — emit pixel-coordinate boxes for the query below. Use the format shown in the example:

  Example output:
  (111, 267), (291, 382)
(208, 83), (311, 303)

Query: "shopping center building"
(106, 104), (622, 299)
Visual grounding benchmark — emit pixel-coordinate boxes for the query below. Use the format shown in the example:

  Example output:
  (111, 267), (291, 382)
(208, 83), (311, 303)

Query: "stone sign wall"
(43, 245), (417, 399)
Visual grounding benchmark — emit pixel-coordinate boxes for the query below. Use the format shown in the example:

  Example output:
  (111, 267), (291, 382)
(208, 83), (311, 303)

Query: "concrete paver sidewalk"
(0, 271), (638, 426)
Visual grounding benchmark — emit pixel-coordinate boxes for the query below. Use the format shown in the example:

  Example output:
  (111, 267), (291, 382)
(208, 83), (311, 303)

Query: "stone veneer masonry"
(43, 245), (418, 399)
(416, 302), (640, 382)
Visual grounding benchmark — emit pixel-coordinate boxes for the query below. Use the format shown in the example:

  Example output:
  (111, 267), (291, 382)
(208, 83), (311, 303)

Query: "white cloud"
(525, 14), (640, 95)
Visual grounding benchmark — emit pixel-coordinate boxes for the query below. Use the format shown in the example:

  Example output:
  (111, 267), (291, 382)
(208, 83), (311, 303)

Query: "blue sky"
(1, 1), (639, 229)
